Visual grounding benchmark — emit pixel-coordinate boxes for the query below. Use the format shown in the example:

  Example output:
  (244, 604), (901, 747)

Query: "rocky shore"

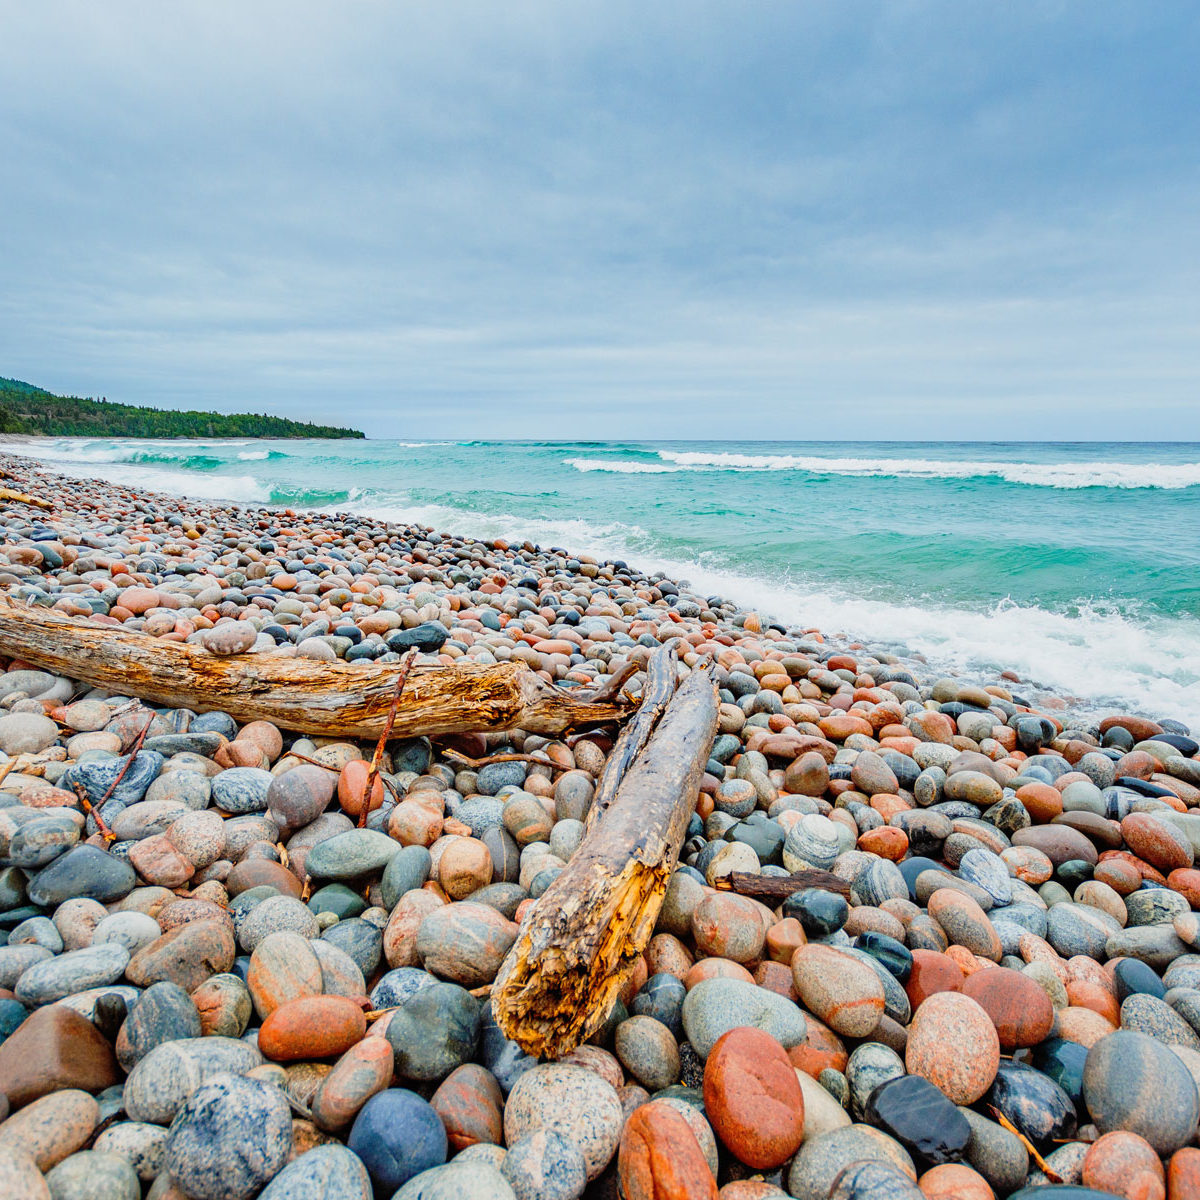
(1, 449), (1199, 1200)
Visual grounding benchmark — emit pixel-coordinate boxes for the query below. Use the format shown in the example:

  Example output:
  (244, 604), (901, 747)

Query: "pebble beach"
(2, 448), (1200, 1200)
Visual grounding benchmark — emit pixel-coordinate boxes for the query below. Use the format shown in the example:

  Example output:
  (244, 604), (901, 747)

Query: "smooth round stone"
(1122, 812), (1194, 872)
(476, 762), (526, 795)
(14, 942), (129, 1007)
(92, 1121), (167, 1182)
(455, 798), (505, 838)
(380, 845), (433, 909)
(321, 917), (382, 978)
(28, 845), (136, 906)
(501, 1129), (587, 1200)
(147, 770), (212, 811)
(851, 859), (909, 908)
(386, 981), (480, 1083)
(681, 978), (807, 1059)
(782, 888), (848, 937)
(90, 910), (160, 957)
(126, 919), (237, 993)
(259, 995), (367, 1062)
(503, 1064), (622, 1181)
(793, 944), (885, 1038)
(853, 932), (912, 984)
(43, 1149), (139, 1200)
(238, 896), (319, 953)
(906, 992), (999, 1105)
(256, 1144), (371, 1200)
(247, 931), (322, 1018)
(0, 712), (60, 755)
(786, 1124), (916, 1200)
(191, 973), (253, 1038)
(1030, 1037), (1089, 1107)
(211, 767), (274, 814)
(1105, 923), (1190, 970)
(958, 848), (1012, 906)
(988, 1060), (1077, 1145)
(393, 1161), (516, 1200)
(1013, 825), (1099, 867)
(415, 902), (516, 988)
(305, 829), (400, 880)
(1121, 992), (1200, 1050)
(266, 766), (335, 833)
(307, 883), (367, 920)
(631, 973), (687, 1039)
(614, 1015), (680, 1092)
(846, 1043), (906, 1122)
(1125, 887), (1188, 927)
(690, 893), (765, 963)
(165, 1072), (291, 1200)
(1045, 903), (1120, 959)
(1083, 1029), (1200, 1154)
(122, 1036), (263, 1125)
(116, 980), (202, 1070)
(829, 1160), (922, 1198)
(310, 1038), (395, 1134)
(962, 966), (1055, 1049)
(783, 814), (841, 872)
(348, 1088), (447, 1194)
(926, 890), (1001, 961)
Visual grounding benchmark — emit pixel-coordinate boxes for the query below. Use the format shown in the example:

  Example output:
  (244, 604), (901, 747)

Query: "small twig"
(0, 758), (19, 789)
(469, 984), (493, 999)
(359, 649), (416, 828)
(280, 751), (339, 773)
(73, 781), (117, 843)
(98, 714), (156, 806)
(364, 1006), (399, 1023)
(989, 1108), (1061, 1182)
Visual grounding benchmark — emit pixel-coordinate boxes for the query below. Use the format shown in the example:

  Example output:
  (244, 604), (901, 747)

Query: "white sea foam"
(237, 449), (271, 460)
(652, 451), (1200, 489)
(564, 457), (682, 474)
(345, 494), (1200, 724)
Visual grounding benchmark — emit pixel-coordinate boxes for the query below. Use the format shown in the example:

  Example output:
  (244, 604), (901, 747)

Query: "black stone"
(386, 621), (449, 653)
(854, 932), (913, 983)
(898, 856), (944, 901)
(864, 1074), (970, 1165)
(782, 888), (848, 936)
(631, 973), (686, 1040)
(987, 1061), (1077, 1145)
(385, 981), (480, 1083)
(1031, 1037), (1089, 1106)
(1113, 958), (1166, 1004)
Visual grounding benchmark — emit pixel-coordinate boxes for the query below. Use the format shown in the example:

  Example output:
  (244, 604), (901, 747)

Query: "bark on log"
(491, 661), (719, 1058)
(584, 642), (678, 833)
(0, 597), (635, 739)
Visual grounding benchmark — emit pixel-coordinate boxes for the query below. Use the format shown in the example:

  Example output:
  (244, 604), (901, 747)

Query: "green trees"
(0, 378), (365, 439)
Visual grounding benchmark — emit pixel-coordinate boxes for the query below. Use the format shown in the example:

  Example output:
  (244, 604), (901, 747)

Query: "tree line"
(0, 377), (365, 439)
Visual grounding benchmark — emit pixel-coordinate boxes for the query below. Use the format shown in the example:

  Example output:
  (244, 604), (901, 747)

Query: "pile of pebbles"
(1, 453), (1199, 1200)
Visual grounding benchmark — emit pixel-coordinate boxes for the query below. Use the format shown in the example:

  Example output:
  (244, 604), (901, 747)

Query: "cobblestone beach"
(1, 451), (1199, 1200)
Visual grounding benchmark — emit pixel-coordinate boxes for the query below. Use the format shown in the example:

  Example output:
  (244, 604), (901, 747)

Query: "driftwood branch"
(0, 598), (636, 738)
(491, 661), (719, 1058)
(0, 485), (51, 509)
(713, 869), (851, 901)
(584, 643), (678, 833)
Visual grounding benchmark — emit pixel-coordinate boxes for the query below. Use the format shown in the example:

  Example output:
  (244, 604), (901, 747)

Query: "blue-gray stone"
(62, 751), (163, 806)
(348, 1088), (447, 1195)
(380, 845), (433, 909)
(305, 829), (401, 880)
(386, 981), (481, 1083)
(165, 1072), (292, 1200)
(257, 1144), (371, 1199)
(14, 942), (130, 1006)
(211, 767), (274, 814)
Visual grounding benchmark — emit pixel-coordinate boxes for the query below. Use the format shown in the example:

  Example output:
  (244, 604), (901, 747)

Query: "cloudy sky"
(2, 2), (1197, 438)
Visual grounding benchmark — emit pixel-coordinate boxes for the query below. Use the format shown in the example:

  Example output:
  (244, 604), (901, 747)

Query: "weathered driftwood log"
(584, 641), (678, 832)
(0, 598), (636, 739)
(0, 485), (51, 509)
(714, 869), (851, 901)
(491, 661), (719, 1058)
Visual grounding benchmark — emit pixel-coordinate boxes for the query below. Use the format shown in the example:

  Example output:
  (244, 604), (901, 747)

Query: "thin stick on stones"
(98, 713), (156, 806)
(713, 869), (852, 901)
(72, 781), (117, 844)
(358, 648), (417, 828)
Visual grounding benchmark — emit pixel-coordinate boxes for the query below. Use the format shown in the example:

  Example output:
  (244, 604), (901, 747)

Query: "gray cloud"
(1, 1), (1197, 437)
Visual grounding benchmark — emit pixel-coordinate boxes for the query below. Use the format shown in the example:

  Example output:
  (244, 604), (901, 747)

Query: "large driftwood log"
(0, 598), (635, 739)
(492, 661), (718, 1058)
(584, 641), (678, 833)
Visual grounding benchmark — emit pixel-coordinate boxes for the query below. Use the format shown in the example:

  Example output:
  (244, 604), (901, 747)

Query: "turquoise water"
(11, 438), (1200, 722)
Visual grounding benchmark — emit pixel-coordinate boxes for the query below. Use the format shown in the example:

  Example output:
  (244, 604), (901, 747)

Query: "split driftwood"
(584, 641), (678, 833)
(0, 597), (636, 739)
(491, 658), (719, 1058)
(0, 485), (51, 510)
(713, 869), (851, 901)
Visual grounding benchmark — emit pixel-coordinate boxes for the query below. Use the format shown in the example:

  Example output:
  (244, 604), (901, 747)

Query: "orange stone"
(786, 1013), (848, 1077)
(430, 1063), (504, 1152)
(857, 826), (909, 861)
(338, 760), (386, 817)
(703, 1027), (805, 1169)
(1016, 782), (1063, 822)
(962, 966), (1055, 1049)
(905, 950), (965, 1010)
(1168, 1147), (1200, 1200)
(310, 1037), (394, 1132)
(619, 1101), (718, 1200)
(1083, 1131), (1165, 1200)
(684, 958), (754, 989)
(918, 1163), (995, 1200)
(258, 995), (366, 1061)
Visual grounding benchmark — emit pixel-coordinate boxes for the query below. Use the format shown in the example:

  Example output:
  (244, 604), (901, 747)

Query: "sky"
(1, 2), (1198, 439)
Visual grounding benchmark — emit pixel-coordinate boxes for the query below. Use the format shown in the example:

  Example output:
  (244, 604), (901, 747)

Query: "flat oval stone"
(305, 829), (401, 880)
(28, 845), (137, 906)
(165, 1072), (292, 1200)
(703, 1026), (804, 1169)
(0, 1088), (97, 1171)
(311, 1038), (395, 1133)
(126, 919), (236, 993)
(43, 1150), (140, 1200)
(864, 1074), (970, 1166)
(123, 1035), (264, 1124)
(906, 992), (1000, 1105)
(792, 944), (885, 1038)
(211, 767), (274, 814)
(786, 1124), (916, 1200)
(618, 1101), (719, 1200)
(14, 942), (129, 1007)
(259, 995), (367, 1062)
(415, 902), (516, 988)
(1013, 825), (1099, 867)
(429, 1063), (503, 1152)
(385, 981), (481, 1083)
(962, 966), (1055, 1049)
(681, 978), (807, 1059)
